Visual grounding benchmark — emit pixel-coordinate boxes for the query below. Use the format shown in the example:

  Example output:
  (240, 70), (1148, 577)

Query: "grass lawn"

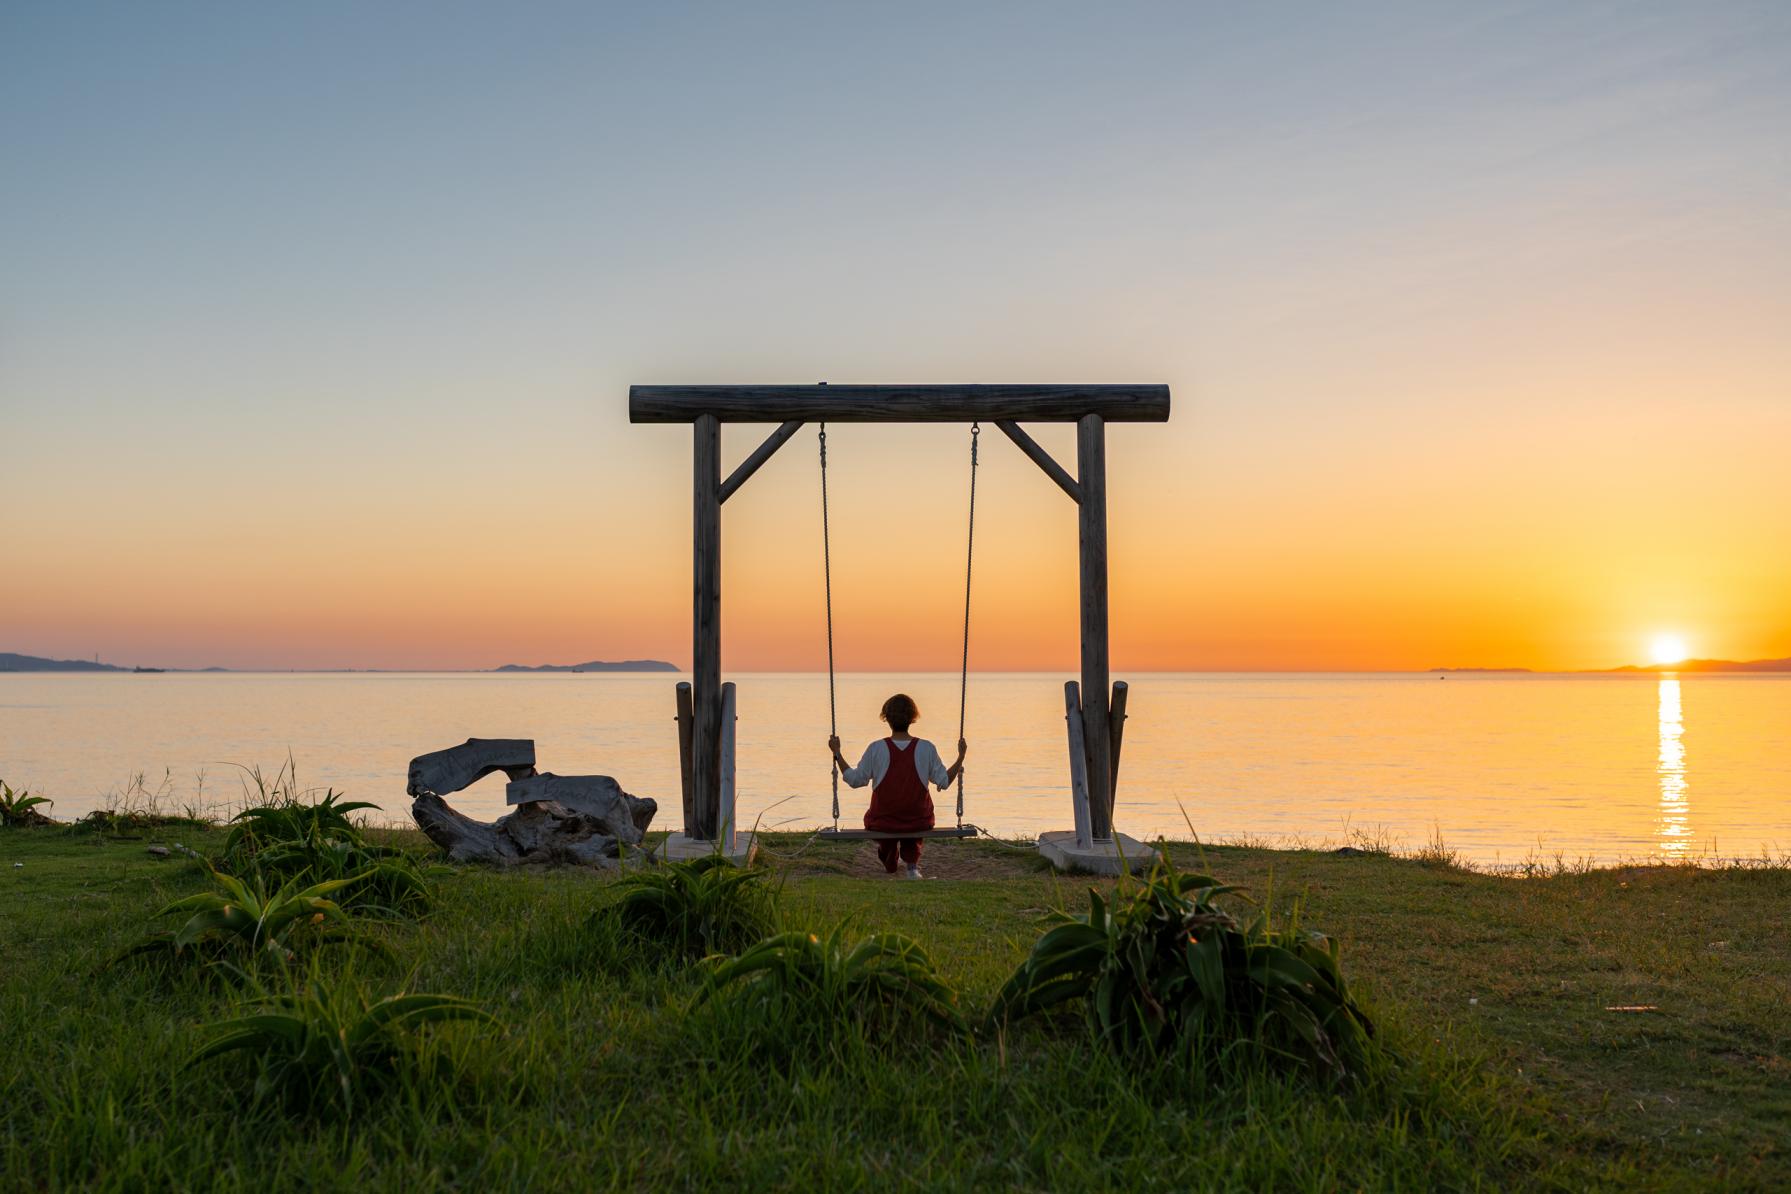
(3, 823), (1786, 1191)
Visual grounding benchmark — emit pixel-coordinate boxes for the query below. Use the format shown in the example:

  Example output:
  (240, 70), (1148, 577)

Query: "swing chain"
(956, 422), (978, 827)
(822, 420), (977, 835)
(820, 423), (840, 829)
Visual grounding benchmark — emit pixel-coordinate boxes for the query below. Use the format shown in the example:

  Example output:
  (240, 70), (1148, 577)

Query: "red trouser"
(866, 738), (933, 873)
(876, 838), (923, 872)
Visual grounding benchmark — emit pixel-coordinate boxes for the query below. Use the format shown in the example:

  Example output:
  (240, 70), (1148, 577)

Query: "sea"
(3, 671), (1787, 867)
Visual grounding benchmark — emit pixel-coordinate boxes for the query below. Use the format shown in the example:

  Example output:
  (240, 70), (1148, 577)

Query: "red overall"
(865, 737), (935, 872)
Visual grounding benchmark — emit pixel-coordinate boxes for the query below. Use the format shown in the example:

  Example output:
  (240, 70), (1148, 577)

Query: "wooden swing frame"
(628, 383), (1172, 852)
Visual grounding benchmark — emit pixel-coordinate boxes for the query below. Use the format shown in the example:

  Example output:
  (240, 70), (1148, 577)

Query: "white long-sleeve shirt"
(837, 737), (954, 790)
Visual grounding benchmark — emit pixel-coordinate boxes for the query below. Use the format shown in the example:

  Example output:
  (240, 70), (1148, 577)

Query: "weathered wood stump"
(406, 739), (656, 867)
(506, 774), (655, 847)
(411, 793), (654, 867)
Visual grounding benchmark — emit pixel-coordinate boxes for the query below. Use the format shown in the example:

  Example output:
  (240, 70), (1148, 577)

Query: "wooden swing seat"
(815, 825), (981, 841)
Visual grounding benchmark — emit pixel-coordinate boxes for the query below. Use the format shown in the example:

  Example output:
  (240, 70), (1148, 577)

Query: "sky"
(3, 1), (1788, 672)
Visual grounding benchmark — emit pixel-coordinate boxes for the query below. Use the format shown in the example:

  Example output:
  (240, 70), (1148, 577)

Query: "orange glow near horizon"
(6, 407), (1790, 674)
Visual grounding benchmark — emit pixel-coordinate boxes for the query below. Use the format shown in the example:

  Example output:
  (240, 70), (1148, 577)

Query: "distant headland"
(1431, 658), (1791, 675)
(1603, 657), (1791, 674)
(0, 652), (128, 672)
(491, 660), (679, 673)
(1, 651), (678, 674)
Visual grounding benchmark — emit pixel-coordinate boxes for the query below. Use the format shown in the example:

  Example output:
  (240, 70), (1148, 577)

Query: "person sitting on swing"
(828, 693), (967, 879)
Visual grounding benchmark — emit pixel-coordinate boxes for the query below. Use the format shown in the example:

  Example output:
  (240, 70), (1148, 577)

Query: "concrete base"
(1038, 830), (1160, 876)
(656, 832), (758, 866)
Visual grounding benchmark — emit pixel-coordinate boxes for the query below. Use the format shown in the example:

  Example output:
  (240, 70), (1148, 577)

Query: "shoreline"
(10, 804), (1789, 879)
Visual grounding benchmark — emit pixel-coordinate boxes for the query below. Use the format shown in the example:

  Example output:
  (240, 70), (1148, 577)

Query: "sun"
(1649, 634), (1689, 666)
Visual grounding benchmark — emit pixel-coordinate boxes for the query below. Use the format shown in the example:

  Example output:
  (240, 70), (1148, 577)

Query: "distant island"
(492, 659), (679, 673)
(1428, 667), (1534, 674)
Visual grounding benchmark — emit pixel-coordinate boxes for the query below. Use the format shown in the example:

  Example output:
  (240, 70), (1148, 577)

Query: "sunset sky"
(4, 2), (1788, 672)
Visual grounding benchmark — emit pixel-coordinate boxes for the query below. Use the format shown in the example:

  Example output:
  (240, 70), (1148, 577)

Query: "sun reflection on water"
(1657, 676), (1690, 857)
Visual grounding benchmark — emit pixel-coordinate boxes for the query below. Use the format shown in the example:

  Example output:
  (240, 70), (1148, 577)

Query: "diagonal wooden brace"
(995, 421), (1081, 503)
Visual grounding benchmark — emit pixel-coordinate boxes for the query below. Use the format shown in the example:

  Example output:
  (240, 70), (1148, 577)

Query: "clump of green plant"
(601, 855), (779, 962)
(988, 860), (1376, 1082)
(694, 925), (965, 1058)
(219, 785), (435, 918)
(248, 837), (436, 918)
(189, 972), (497, 1117)
(125, 867), (360, 968)
(0, 780), (53, 826)
(222, 790), (378, 864)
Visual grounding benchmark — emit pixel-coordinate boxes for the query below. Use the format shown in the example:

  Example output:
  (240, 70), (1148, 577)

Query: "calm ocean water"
(3, 672), (1787, 865)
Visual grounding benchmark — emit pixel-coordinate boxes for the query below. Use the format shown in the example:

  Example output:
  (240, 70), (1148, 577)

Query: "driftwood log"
(408, 738), (537, 796)
(407, 738), (656, 867)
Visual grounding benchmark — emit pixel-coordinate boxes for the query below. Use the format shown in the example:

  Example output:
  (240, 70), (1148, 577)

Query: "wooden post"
(674, 682), (695, 835)
(691, 413), (722, 841)
(718, 681), (738, 851)
(1077, 414), (1113, 840)
(1108, 680), (1128, 810)
(1064, 681), (1092, 848)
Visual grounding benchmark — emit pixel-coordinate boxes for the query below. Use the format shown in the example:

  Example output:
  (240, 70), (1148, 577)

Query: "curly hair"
(880, 693), (920, 732)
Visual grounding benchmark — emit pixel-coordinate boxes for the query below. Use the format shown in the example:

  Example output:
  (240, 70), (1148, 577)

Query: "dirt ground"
(752, 832), (1050, 881)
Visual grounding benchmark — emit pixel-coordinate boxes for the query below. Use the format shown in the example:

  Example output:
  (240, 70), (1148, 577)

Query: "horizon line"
(9, 665), (1783, 677)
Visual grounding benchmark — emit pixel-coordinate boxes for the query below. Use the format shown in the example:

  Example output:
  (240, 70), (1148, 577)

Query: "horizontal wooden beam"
(719, 419), (803, 503)
(630, 384), (1170, 424)
(995, 421), (1081, 503)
